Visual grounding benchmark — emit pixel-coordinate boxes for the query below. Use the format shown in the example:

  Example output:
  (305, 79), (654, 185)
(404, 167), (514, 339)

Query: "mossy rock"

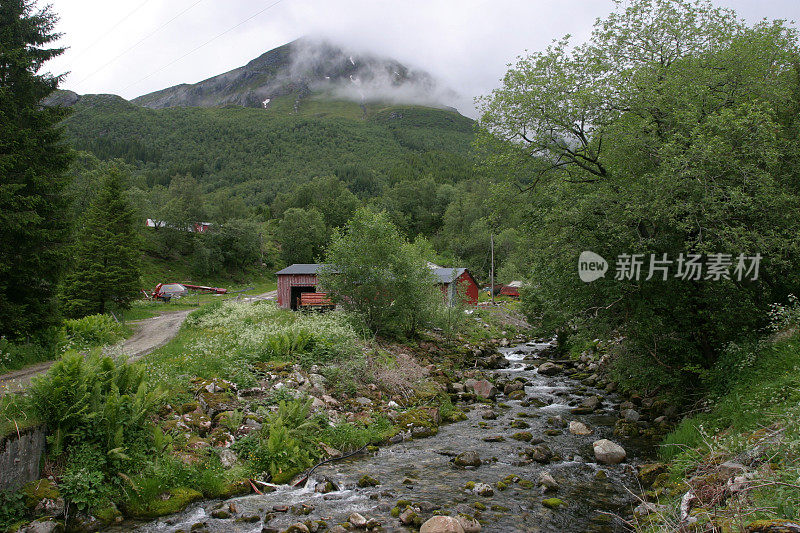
(390, 507), (400, 517)
(637, 463), (668, 488)
(542, 498), (566, 509)
(518, 479), (534, 489)
(124, 488), (203, 518)
(397, 407), (440, 431)
(443, 410), (468, 423)
(94, 503), (122, 524)
(20, 479), (59, 508)
(178, 401), (199, 414)
(464, 481), (476, 490)
(357, 475), (379, 488)
(272, 469), (300, 485)
(744, 519), (800, 532)
(511, 432), (533, 442)
(473, 502), (487, 511)
(218, 479), (252, 498)
(511, 420), (530, 429)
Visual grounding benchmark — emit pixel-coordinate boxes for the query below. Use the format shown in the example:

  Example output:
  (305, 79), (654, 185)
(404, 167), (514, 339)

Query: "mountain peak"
(132, 37), (457, 111)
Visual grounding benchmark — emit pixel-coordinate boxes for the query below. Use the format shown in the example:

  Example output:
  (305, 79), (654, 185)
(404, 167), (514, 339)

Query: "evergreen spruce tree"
(62, 166), (141, 317)
(0, 0), (72, 337)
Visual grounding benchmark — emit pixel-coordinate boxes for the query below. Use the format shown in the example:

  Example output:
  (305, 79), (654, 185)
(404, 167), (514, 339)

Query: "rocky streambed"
(104, 341), (664, 533)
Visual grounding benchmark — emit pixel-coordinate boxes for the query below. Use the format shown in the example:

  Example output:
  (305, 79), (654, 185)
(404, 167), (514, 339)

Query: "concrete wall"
(0, 425), (46, 491)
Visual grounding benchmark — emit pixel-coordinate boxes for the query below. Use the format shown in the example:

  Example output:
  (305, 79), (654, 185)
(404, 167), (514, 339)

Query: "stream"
(110, 342), (656, 533)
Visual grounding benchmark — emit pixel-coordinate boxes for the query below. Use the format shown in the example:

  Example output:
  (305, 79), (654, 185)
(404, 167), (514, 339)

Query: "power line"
(121, 0), (288, 94)
(73, 0), (207, 89)
(71, 0), (154, 60)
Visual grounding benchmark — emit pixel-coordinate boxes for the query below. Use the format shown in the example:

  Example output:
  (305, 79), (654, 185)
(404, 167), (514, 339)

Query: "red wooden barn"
(276, 264), (328, 310)
(276, 263), (479, 310)
(432, 267), (479, 306)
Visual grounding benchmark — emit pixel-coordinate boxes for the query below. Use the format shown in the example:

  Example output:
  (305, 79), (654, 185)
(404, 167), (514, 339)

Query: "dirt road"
(0, 290), (278, 395)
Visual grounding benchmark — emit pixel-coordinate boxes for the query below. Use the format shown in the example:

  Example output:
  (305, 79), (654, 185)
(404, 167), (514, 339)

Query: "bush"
(0, 490), (26, 531)
(27, 352), (161, 457)
(62, 314), (125, 350)
(234, 398), (323, 483)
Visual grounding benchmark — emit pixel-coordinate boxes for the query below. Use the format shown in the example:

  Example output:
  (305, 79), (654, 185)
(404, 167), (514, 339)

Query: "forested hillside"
(53, 88), (513, 284)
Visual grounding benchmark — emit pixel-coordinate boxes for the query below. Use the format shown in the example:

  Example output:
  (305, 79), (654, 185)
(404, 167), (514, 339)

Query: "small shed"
(276, 264), (326, 310)
(500, 280), (523, 298)
(432, 267), (479, 307)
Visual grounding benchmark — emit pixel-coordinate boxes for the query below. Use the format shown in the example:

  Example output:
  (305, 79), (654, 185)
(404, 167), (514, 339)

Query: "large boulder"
(470, 380), (497, 399)
(593, 439), (627, 464)
(569, 421), (592, 436)
(537, 362), (563, 376)
(420, 516), (466, 533)
(454, 451), (482, 468)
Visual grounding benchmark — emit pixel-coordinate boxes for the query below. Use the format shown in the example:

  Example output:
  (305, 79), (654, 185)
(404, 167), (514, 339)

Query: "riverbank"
(1, 299), (534, 531)
(630, 329), (800, 532)
(95, 338), (669, 533)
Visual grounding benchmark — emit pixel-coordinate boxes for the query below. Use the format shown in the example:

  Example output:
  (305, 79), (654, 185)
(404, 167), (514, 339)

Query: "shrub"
(0, 490), (26, 531)
(62, 314), (125, 350)
(27, 352), (161, 457)
(234, 398), (323, 483)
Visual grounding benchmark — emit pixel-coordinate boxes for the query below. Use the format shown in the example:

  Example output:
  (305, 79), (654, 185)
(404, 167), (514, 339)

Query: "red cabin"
(431, 267), (479, 306)
(276, 264), (328, 310)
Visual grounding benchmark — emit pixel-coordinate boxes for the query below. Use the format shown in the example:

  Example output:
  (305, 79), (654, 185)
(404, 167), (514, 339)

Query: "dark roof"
(275, 263), (327, 275)
(432, 267), (468, 284)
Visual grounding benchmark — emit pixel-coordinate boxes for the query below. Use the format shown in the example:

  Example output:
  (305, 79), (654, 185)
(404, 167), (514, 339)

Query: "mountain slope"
(131, 37), (454, 111)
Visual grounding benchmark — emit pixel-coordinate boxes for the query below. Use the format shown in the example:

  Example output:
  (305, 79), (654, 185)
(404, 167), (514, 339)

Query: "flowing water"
(112, 342), (656, 533)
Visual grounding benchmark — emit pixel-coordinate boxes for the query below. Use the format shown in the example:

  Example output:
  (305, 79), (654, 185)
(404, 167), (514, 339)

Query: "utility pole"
(490, 233), (495, 305)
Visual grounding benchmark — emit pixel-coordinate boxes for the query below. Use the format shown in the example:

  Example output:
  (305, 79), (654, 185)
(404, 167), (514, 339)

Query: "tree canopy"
(0, 0), (72, 337)
(478, 0), (800, 388)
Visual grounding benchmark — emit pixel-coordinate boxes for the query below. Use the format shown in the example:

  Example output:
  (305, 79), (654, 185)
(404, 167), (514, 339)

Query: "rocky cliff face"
(131, 37), (453, 110)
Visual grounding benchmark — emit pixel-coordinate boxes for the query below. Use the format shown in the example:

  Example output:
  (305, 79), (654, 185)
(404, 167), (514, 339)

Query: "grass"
(124, 276), (276, 321)
(640, 330), (800, 531)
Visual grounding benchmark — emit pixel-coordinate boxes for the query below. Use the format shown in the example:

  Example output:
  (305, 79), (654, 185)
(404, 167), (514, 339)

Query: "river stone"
(537, 362), (563, 376)
(481, 410), (497, 420)
(593, 439), (627, 464)
(472, 483), (494, 497)
(348, 513), (367, 528)
(581, 396), (601, 410)
(504, 381), (525, 395)
(454, 451), (482, 467)
(471, 380), (497, 399)
(507, 390), (527, 400)
(528, 444), (553, 464)
(18, 519), (64, 533)
(621, 408), (640, 422)
(218, 449), (238, 468)
(569, 421), (592, 435)
(399, 507), (419, 525)
(420, 516), (465, 533)
(283, 523), (309, 533)
(455, 516), (481, 533)
(538, 472), (559, 492)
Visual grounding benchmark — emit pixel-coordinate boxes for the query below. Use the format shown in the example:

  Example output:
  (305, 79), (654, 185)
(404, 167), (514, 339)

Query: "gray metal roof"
(275, 264), (327, 275)
(432, 267), (468, 284)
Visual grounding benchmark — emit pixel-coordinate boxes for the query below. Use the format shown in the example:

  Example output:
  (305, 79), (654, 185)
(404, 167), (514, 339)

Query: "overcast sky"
(42, 0), (800, 116)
